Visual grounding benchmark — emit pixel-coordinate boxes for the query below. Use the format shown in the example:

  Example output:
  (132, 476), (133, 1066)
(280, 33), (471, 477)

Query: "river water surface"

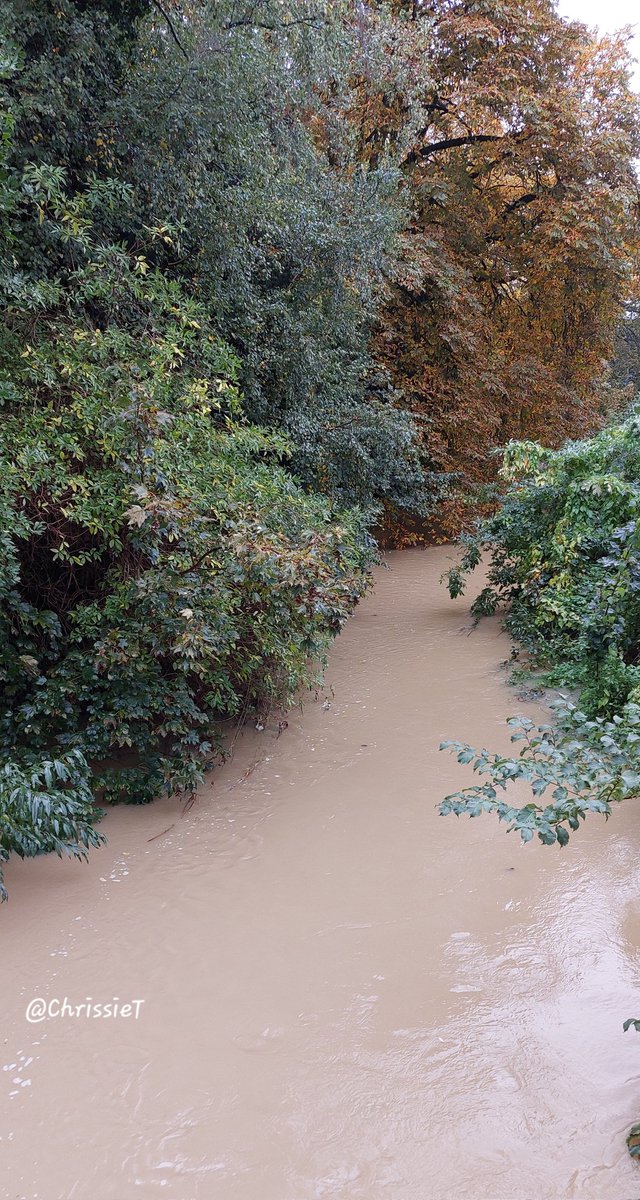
(3, 548), (640, 1199)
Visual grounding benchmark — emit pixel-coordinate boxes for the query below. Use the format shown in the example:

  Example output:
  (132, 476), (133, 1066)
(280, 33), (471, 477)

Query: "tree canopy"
(361, 0), (640, 532)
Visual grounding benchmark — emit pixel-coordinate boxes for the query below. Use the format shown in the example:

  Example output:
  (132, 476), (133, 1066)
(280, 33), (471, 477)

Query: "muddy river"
(3, 548), (640, 1199)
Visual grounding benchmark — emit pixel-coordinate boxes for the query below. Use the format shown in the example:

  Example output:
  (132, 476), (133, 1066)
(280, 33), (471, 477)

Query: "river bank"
(2, 547), (640, 1199)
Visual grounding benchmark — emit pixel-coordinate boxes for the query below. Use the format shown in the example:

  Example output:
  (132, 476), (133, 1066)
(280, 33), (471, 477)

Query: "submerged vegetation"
(1, 0), (639, 891)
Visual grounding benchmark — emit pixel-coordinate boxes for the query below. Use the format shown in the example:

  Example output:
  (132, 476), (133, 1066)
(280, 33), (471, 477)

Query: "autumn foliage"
(355, 0), (640, 535)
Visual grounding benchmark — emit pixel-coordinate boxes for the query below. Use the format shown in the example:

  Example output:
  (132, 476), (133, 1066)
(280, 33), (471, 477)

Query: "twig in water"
(147, 823), (175, 842)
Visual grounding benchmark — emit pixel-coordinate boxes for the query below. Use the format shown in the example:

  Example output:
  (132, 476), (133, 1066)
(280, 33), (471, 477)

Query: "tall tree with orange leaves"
(353, 0), (640, 535)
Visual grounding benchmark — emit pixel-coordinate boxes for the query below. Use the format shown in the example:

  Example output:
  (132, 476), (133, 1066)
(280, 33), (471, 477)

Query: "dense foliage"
(447, 417), (640, 713)
(2, 0), (640, 890)
(360, 0), (640, 534)
(120, 1), (431, 512)
(441, 413), (640, 842)
(5, 0), (432, 516)
(7, 0), (639, 536)
(0, 137), (373, 895)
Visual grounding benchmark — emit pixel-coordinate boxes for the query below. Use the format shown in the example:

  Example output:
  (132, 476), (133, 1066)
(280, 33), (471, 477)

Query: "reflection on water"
(2, 548), (640, 1199)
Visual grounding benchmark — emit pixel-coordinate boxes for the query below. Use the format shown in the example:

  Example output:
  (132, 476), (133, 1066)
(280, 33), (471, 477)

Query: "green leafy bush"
(0, 749), (102, 900)
(0, 165), (373, 889)
(446, 418), (640, 715)
(441, 699), (640, 846)
(441, 414), (640, 846)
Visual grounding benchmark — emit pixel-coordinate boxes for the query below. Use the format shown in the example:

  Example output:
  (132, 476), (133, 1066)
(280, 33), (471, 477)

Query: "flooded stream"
(3, 547), (640, 1199)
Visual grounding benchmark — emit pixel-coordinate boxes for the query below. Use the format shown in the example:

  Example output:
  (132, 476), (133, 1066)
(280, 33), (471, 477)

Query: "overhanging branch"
(404, 132), (504, 165)
(151, 0), (189, 59)
(224, 14), (327, 31)
(403, 127), (528, 166)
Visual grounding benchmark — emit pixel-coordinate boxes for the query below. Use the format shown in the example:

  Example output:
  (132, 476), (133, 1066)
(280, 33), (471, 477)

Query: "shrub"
(445, 417), (640, 715)
(440, 699), (640, 846)
(441, 415), (640, 846)
(0, 166), (374, 888)
(0, 749), (102, 901)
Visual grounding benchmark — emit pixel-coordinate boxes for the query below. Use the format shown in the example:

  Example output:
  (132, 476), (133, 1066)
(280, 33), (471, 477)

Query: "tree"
(107, 0), (437, 513)
(3, 0), (435, 517)
(356, 0), (640, 534)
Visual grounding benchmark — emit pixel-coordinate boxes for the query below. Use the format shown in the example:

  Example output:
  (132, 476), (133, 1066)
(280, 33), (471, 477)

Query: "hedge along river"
(2, 547), (640, 1200)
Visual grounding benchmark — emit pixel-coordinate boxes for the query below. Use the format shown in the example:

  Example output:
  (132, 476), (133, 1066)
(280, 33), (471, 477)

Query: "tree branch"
(403, 132), (505, 165)
(224, 15), (327, 31)
(503, 191), (538, 215)
(151, 0), (189, 59)
(404, 127), (529, 167)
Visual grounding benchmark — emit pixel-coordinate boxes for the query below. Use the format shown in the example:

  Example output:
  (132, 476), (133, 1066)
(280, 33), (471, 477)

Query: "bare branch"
(151, 0), (189, 59)
(224, 14), (327, 31)
(404, 132), (505, 165)
(503, 191), (538, 215)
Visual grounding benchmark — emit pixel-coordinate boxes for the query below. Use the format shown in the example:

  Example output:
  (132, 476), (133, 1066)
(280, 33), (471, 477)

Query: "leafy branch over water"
(440, 700), (640, 847)
(441, 417), (640, 844)
(0, 751), (103, 901)
(441, 420), (640, 1155)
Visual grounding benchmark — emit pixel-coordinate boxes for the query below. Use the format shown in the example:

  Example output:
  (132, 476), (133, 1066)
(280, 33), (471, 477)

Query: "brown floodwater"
(3, 547), (640, 1200)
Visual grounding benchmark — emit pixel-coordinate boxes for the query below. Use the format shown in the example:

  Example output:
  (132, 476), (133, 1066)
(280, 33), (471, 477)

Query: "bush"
(446, 416), (640, 715)
(441, 414), (640, 846)
(440, 699), (640, 847)
(0, 165), (374, 889)
(0, 749), (102, 900)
